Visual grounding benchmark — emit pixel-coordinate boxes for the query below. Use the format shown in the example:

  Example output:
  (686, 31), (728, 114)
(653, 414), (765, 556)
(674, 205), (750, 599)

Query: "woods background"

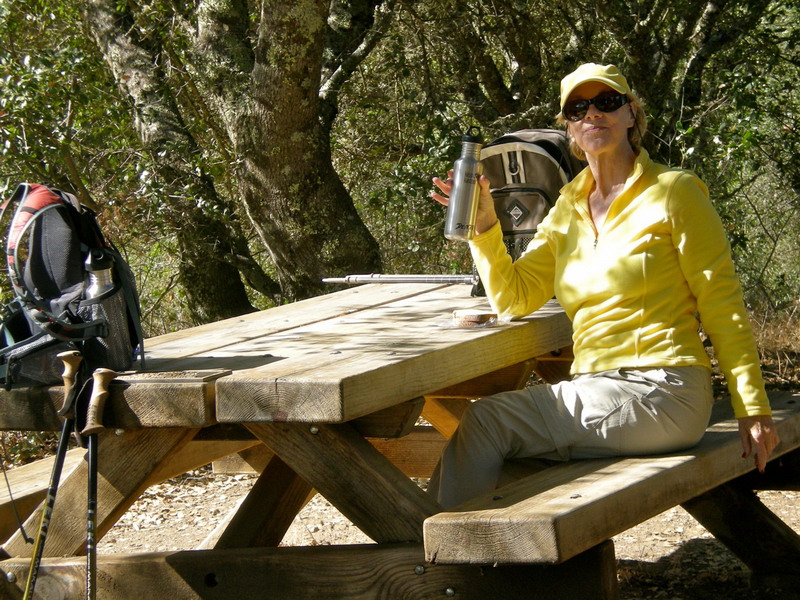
(1, 0), (798, 362)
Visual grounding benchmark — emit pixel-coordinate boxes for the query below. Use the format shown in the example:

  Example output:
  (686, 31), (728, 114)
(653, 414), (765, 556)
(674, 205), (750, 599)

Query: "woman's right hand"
(431, 170), (499, 235)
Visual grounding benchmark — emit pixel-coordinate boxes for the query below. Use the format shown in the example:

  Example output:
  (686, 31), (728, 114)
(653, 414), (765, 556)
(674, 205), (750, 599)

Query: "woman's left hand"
(738, 415), (780, 473)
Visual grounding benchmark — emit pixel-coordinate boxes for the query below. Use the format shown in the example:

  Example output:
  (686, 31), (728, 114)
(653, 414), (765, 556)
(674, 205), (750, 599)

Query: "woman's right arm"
(432, 174), (557, 318)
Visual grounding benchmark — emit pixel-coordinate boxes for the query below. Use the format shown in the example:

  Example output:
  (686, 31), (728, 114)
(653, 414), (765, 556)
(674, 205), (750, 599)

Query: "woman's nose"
(584, 103), (603, 119)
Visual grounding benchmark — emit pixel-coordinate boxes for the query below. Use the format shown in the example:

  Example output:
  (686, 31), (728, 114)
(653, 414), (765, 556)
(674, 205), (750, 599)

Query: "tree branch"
(320, 0), (397, 127)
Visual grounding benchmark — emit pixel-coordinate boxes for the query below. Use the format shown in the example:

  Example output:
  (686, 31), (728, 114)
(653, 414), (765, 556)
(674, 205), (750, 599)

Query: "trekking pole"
(22, 350), (83, 600)
(81, 368), (117, 600)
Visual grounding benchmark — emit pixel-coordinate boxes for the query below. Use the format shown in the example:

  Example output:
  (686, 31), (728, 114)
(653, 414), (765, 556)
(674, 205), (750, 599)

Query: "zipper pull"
(594, 237), (598, 249)
(507, 151), (520, 183)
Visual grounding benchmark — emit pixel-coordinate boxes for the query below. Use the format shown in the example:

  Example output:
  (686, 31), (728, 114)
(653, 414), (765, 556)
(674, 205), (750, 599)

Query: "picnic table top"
(1, 282), (573, 430)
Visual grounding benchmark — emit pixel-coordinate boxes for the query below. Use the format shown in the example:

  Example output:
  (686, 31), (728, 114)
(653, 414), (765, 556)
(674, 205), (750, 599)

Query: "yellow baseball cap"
(560, 63), (638, 110)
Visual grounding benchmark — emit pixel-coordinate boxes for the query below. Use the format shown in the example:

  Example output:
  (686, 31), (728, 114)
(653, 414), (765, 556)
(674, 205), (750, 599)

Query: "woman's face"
(565, 81), (635, 160)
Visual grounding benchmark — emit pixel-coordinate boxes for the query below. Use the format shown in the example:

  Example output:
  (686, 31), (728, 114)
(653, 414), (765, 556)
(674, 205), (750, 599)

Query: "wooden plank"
(2, 427), (197, 558)
(216, 297), (571, 424)
(424, 391), (800, 565)
(368, 426), (448, 478)
(531, 357), (573, 384)
(0, 540), (618, 600)
(207, 454), (313, 549)
(211, 444), (274, 474)
(246, 422), (441, 543)
(0, 449), (84, 543)
(0, 436), (253, 546)
(213, 427), (448, 479)
(146, 438), (261, 485)
(350, 398), (425, 438)
(145, 283), (453, 369)
(101, 370), (224, 429)
(681, 480), (800, 581)
(0, 371), (223, 432)
(421, 398), (470, 439)
(424, 359), (537, 399)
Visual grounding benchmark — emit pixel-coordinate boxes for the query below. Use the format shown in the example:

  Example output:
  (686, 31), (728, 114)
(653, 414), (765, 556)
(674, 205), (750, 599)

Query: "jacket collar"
(561, 148), (652, 207)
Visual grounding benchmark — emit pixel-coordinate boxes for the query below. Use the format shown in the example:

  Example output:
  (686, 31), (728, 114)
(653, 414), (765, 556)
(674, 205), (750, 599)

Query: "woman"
(428, 63), (780, 509)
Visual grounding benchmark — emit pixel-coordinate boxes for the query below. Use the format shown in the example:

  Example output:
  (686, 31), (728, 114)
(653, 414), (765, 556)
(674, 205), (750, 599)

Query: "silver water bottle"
(84, 249), (115, 299)
(444, 126), (483, 241)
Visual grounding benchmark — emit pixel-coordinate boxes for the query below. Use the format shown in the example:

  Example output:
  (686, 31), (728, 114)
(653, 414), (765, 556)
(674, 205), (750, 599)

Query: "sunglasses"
(562, 92), (630, 122)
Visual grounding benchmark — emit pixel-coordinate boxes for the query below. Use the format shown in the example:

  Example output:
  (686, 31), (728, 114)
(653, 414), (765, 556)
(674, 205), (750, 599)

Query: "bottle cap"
(85, 249), (114, 272)
(461, 126), (482, 144)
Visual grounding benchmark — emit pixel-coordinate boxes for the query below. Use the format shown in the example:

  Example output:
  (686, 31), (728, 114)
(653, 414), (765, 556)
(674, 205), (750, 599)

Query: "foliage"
(1, 0), (799, 323)
(1, 430), (59, 466)
(679, 1), (800, 311)
(0, 0), (200, 334)
(333, 0), (800, 315)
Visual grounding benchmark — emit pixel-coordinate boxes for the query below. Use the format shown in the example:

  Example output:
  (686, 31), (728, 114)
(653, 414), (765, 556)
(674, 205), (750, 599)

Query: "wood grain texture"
(0, 541), (618, 600)
(0, 371), (224, 432)
(425, 359), (537, 399)
(144, 283), (453, 371)
(424, 391), (800, 565)
(213, 427), (448, 479)
(2, 428), (197, 558)
(367, 426), (449, 478)
(216, 294), (571, 424)
(209, 454), (312, 549)
(349, 398), (425, 438)
(246, 422), (441, 543)
(0, 449), (84, 543)
(420, 398), (470, 439)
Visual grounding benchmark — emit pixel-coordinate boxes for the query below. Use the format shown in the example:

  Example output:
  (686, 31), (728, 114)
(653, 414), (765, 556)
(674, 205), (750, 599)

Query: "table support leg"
(0, 540), (619, 600)
(3, 427), (198, 559)
(246, 422), (441, 543)
(210, 452), (313, 549)
(681, 479), (800, 594)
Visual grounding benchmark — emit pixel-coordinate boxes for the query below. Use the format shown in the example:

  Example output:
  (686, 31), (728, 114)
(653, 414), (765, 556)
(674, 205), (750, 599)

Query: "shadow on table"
(142, 354), (287, 373)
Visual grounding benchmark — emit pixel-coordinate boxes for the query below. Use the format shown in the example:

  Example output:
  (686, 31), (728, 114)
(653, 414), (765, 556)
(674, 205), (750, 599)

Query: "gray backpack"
(0, 183), (144, 388)
(481, 129), (584, 260)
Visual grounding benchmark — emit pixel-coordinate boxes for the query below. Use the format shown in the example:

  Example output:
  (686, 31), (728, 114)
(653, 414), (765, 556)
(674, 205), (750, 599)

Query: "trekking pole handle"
(57, 350), (83, 414)
(81, 368), (118, 436)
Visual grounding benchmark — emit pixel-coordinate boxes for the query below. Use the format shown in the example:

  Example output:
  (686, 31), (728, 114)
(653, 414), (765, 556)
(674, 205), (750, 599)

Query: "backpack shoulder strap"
(482, 129), (585, 183)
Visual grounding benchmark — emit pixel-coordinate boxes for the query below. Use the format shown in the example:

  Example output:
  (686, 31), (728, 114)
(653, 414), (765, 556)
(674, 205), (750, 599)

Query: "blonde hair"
(557, 98), (648, 160)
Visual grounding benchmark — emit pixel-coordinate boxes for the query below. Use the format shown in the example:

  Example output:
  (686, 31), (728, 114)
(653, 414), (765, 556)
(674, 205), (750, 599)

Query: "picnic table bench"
(0, 282), (798, 599)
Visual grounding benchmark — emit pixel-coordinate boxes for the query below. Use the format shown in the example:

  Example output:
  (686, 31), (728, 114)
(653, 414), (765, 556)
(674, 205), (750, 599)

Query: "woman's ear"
(626, 105), (636, 128)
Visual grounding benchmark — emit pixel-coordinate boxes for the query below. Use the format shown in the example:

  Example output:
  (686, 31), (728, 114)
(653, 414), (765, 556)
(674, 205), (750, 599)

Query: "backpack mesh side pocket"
(1, 327), (73, 387)
(78, 289), (135, 373)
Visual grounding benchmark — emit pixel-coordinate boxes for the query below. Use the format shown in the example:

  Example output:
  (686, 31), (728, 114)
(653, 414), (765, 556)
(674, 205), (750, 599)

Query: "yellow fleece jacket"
(470, 149), (770, 418)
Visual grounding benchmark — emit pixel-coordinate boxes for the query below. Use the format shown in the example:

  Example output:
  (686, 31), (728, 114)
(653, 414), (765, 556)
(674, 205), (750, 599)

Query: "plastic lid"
(462, 126), (482, 143)
(85, 249), (114, 271)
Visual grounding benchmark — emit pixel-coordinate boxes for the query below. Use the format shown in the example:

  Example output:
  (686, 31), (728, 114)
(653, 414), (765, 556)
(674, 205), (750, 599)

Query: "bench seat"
(424, 390), (800, 565)
(0, 448), (85, 542)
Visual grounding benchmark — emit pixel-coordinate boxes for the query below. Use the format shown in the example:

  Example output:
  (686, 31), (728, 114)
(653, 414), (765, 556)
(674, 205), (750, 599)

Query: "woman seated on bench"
(429, 62), (780, 509)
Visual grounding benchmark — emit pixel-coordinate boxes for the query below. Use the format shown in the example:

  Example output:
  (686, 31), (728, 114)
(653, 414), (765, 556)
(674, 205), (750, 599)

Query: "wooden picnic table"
(0, 283), (590, 599)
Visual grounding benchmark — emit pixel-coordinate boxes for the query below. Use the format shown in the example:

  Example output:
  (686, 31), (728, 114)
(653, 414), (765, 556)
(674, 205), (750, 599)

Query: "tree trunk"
(195, 0), (382, 300)
(85, 0), (279, 322)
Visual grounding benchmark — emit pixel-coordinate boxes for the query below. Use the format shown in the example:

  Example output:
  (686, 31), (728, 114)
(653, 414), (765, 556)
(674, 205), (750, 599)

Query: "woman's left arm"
(669, 172), (779, 467)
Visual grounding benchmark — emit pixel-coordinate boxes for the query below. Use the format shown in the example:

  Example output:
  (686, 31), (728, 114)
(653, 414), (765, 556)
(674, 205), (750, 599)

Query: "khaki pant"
(428, 366), (713, 509)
